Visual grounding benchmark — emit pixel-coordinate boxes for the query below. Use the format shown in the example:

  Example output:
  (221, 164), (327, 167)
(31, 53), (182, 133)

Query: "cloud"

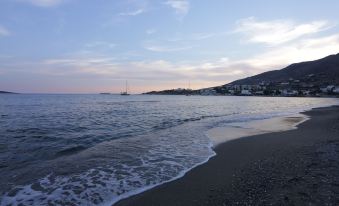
(164, 0), (190, 16)
(144, 45), (192, 52)
(0, 25), (10, 37)
(4, 15), (339, 92)
(139, 34), (339, 84)
(191, 33), (217, 40)
(11, 33), (339, 86)
(5, 31), (339, 93)
(19, 0), (64, 7)
(44, 56), (117, 68)
(191, 32), (229, 40)
(243, 34), (339, 69)
(146, 29), (157, 35)
(41, 56), (240, 85)
(235, 17), (332, 45)
(119, 9), (145, 16)
(143, 39), (193, 52)
(84, 41), (116, 49)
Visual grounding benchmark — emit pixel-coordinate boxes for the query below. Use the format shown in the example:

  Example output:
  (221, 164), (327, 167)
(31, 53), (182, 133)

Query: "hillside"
(144, 53), (339, 96)
(0, 91), (17, 94)
(230, 53), (339, 86)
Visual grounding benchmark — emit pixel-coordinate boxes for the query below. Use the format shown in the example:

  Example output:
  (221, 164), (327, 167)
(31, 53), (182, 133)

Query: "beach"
(116, 106), (339, 206)
(1, 95), (338, 205)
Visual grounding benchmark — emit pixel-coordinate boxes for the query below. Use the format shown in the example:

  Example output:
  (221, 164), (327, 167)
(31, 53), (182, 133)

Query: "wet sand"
(116, 106), (339, 206)
(207, 114), (308, 147)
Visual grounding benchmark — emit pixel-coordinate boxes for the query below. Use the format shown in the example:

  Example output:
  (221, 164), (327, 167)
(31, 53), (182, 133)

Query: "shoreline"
(115, 105), (339, 206)
(142, 93), (339, 98)
(111, 113), (309, 205)
(207, 113), (309, 148)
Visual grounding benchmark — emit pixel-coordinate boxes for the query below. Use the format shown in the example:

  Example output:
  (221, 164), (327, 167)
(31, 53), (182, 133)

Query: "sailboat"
(120, 80), (130, 95)
(186, 81), (192, 96)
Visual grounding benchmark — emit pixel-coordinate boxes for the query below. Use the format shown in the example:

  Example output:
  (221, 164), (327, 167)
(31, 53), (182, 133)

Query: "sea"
(0, 94), (338, 205)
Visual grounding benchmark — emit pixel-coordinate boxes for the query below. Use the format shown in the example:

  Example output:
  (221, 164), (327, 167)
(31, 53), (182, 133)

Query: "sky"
(1, 0), (339, 93)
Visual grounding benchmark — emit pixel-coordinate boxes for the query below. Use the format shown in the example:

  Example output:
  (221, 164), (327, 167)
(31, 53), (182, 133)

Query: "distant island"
(144, 53), (339, 97)
(0, 91), (17, 94)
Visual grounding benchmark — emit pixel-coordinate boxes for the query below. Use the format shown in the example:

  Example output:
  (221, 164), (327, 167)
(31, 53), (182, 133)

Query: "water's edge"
(112, 106), (329, 206)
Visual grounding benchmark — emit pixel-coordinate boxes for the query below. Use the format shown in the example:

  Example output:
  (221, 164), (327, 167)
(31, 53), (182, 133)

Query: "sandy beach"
(116, 106), (339, 206)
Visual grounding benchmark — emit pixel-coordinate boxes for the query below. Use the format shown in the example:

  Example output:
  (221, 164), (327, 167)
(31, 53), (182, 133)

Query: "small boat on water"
(100, 92), (111, 95)
(121, 80), (130, 95)
(120, 92), (130, 95)
(186, 80), (192, 96)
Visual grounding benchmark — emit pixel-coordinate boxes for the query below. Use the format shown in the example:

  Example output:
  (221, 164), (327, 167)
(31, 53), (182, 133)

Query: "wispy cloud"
(141, 34), (339, 83)
(6, 31), (339, 93)
(84, 41), (116, 49)
(142, 36), (194, 52)
(235, 17), (332, 45)
(146, 29), (157, 35)
(243, 34), (339, 69)
(19, 0), (65, 7)
(144, 45), (192, 52)
(44, 57), (117, 68)
(191, 32), (230, 40)
(0, 25), (10, 37)
(191, 33), (216, 40)
(41, 54), (240, 84)
(119, 9), (145, 16)
(164, 0), (190, 17)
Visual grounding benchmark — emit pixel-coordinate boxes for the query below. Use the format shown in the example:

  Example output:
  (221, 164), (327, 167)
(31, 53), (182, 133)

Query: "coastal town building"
(200, 88), (217, 96)
(334, 87), (339, 94)
(241, 89), (251, 95)
(281, 89), (298, 96)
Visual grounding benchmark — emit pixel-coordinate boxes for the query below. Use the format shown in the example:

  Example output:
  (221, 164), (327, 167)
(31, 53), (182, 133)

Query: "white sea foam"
(1, 121), (216, 206)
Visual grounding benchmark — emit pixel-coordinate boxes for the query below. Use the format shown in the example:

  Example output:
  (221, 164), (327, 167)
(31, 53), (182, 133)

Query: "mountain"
(144, 53), (339, 95)
(0, 91), (17, 94)
(229, 53), (339, 86)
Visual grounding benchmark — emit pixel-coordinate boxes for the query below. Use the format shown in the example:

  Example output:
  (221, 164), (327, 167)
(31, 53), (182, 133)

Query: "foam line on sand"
(206, 114), (309, 147)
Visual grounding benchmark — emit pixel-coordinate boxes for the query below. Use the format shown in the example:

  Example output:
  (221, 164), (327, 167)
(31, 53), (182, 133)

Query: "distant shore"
(116, 106), (339, 206)
(143, 92), (339, 98)
(0, 91), (17, 94)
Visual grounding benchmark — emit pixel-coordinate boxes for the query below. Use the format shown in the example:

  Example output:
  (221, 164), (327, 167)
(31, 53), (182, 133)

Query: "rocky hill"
(144, 53), (339, 95)
(230, 53), (339, 86)
(0, 91), (17, 94)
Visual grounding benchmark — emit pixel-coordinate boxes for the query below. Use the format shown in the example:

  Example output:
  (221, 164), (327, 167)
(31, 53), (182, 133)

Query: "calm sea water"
(0, 94), (338, 205)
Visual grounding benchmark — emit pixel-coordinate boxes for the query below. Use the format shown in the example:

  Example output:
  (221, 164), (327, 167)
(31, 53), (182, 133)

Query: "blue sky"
(1, 0), (339, 93)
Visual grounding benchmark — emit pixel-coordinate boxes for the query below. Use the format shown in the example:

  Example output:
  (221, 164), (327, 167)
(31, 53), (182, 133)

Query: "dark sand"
(116, 106), (339, 206)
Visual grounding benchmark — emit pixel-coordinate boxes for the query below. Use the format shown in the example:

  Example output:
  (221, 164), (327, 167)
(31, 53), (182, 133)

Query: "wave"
(55, 145), (87, 157)
(1, 120), (216, 206)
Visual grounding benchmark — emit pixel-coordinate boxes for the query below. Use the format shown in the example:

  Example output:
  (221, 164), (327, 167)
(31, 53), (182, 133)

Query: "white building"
(281, 89), (298, 96)
(334, 86), (339, 94)
(228, 89), (235, 95)
(327, 85), (335, 91)
(302, 90), (311, 96)
(321, 85), (335, 93)
(200, 89), (217, 96)
(233, 85), (241, 92)
(320, 87), (328, 93)
(241, 89), (252, 95)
